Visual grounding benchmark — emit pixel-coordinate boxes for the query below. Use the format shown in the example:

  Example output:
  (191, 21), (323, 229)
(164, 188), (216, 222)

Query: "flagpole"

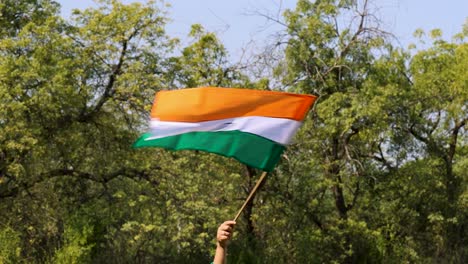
(233, 171), (268, 222)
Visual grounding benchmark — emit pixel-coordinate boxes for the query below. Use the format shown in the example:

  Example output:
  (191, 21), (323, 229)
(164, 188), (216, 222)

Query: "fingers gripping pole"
(233, 171), (268, 222)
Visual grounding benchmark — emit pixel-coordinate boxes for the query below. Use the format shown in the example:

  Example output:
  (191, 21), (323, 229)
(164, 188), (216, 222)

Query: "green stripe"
(133, 131), (285, 171)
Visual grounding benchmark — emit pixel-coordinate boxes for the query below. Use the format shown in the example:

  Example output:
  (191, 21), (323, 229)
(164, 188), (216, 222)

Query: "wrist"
(217, 241), (227, 249)
(213, 242), (228, 264)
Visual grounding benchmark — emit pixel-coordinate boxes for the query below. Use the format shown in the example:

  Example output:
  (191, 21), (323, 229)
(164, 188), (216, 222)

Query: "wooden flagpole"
(233, 171), (268, 222)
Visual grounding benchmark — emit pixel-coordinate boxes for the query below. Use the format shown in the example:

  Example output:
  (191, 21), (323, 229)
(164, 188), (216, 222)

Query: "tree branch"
(79, 38), (129, 121)
(0, 167), (159, 199)
(448, 117), (467, 160)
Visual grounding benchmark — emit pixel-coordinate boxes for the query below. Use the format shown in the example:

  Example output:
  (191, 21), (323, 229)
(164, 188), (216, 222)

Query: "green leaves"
(266, 0), (467, 262)
(167, 24), (242, 88)
(0, 0), (466, 262)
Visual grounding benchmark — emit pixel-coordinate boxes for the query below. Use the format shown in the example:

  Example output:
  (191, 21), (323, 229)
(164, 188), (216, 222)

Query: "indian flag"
(134, 87), (317, 171)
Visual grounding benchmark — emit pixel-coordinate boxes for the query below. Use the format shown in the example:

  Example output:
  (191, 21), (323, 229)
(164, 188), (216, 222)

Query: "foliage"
(0, 0), (466, 263)
(0, 226), (21, 263)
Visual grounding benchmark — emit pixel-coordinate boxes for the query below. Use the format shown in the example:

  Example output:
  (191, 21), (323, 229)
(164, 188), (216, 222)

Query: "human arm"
(213, 220), (236, 264)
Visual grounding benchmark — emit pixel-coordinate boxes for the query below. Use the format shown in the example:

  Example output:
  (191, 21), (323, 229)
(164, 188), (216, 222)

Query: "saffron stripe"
(133, 130), (285, 171)
(151, 87), (317, 122)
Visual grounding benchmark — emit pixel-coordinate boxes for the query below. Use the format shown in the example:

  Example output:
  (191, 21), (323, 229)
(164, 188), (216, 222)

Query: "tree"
(0, 0), (60, 37)
(254, 0), (395, 262)
(389, 28), (467, 261)
(0, 0), (175, 261)
(245, 0), (467, 262)
(1, 0), (466, 262)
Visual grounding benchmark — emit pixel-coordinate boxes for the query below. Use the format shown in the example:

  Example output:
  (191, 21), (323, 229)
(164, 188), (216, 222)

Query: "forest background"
(0, 0), (466, 263)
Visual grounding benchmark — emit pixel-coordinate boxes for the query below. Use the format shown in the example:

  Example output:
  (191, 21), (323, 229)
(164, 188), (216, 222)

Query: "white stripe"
(145, 116), (302, 145)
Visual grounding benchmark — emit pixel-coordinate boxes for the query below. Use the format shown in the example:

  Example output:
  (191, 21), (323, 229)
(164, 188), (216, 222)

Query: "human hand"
(216, 220), (236, 248)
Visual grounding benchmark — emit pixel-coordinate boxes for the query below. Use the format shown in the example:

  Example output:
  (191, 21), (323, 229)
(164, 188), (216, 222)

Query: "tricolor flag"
(134, 87), (317, 171)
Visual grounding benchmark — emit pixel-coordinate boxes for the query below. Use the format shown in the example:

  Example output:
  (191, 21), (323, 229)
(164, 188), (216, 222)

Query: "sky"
(58, 0), (467, 57)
